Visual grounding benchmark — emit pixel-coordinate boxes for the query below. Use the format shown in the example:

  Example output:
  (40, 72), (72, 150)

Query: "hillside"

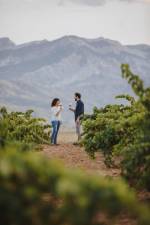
(0, 36), (150, 125)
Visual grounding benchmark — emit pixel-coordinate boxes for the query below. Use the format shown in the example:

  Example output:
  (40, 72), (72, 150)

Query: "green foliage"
(0, 107), (51, 147)
(0, 148), (150, 225)
(82, 64), (150, 190)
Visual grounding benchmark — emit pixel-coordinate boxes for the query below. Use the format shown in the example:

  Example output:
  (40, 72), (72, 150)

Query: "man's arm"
(76, 102), (84, 118)
(69, 107), (75, 112)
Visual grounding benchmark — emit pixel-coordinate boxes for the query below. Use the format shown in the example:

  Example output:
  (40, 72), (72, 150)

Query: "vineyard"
(82, 64), (150, 190)
(0, 64), (150, 225)
(0, 107), (51, 148)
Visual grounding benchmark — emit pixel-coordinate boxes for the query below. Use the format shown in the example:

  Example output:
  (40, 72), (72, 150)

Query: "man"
(69, 92), (84, 141)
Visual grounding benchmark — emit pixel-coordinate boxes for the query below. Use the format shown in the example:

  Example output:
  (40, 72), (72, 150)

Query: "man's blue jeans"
(51, 120), (60, 144)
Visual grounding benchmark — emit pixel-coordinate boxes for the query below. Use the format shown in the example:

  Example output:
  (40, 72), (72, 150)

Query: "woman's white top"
(51, 106), (61, 121)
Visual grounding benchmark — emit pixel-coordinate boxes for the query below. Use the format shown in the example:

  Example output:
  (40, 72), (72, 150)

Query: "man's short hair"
(75, 92), (81, 99)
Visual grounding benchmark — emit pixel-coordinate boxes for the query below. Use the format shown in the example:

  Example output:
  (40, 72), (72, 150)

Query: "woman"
(50, 98), (62, 145)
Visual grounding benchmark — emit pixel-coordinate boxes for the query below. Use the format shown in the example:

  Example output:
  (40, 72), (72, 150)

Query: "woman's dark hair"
(75, 92), (81, 99)
(51, 98), (60, 107)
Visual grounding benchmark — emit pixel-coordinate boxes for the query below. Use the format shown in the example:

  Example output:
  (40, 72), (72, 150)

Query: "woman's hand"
(56, 106), (63, 116)
(58, 104), (63, 110)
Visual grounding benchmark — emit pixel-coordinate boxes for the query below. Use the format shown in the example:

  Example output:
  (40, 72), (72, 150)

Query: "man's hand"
(69, 107), (75, 112)
(76, 117), (80, 124)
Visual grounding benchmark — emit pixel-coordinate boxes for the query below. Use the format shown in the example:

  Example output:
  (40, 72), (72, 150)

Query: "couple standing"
(50, 92), (84, 145)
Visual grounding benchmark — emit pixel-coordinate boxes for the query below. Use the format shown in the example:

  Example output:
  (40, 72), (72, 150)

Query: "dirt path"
(42, 131), (120, 177)
(41, 131), (149, 225)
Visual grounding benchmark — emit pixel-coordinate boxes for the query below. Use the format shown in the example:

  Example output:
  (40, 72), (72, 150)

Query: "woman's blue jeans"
(51, 120), (60, 144)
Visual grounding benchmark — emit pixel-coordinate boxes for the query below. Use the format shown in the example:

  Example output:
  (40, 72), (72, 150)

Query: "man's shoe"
(73, 142), (79, 145)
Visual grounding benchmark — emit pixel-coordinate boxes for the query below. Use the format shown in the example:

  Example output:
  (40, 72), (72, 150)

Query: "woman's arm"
(56, 107), (63, 116)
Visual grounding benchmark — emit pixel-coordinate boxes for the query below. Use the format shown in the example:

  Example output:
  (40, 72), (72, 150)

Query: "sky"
(0, 0), (150, 45)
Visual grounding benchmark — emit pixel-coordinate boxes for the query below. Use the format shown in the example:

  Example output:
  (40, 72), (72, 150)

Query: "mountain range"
(0, 36), (150, 126)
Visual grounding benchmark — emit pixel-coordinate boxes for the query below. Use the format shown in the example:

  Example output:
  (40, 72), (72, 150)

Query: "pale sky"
(0, 0), (150, 45)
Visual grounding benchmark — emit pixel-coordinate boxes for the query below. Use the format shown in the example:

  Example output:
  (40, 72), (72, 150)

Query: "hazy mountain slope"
(0, 36), (150, 125)
(0, 37), (15, 52)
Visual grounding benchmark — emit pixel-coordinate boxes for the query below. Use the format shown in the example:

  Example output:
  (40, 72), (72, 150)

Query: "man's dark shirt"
(75, 100), (84, 121)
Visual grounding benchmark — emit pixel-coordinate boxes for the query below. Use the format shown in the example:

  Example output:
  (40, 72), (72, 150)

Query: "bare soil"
(42, 130), (120, 177)
(40, 130), (149, 225)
